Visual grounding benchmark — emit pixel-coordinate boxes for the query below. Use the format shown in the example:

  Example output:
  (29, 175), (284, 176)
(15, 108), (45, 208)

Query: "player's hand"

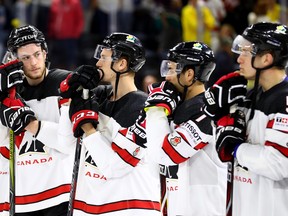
(0, 59), (23, 100)
(59, 65), (104, 98)
(69, 92), (99, 138)
(144, 81), (181, 116)
(0, 93), (36, 135)
(215, 109), (246, 162)
(203, 72), (247, 121)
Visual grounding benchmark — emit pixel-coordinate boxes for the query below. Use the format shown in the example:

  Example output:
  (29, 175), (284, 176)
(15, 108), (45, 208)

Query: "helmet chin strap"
(248, 56), (273, 120)
(110, 62), (130, 115)
(177, 74), (195, 101)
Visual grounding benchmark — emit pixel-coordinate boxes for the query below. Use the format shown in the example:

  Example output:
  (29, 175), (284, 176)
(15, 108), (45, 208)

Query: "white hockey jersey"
(146, 94), (227, 216)
(232, 77), (288, 216)
(0, 69), (75, 213)
(59, 88), (161, 216)
(0, 125), (9, 216)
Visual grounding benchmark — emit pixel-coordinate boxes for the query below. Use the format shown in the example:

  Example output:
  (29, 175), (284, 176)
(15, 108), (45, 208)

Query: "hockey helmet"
(94, 32), (146, 72)
(161, 41), (216, 82)
(7, 25), (48, 54)
(232, 22), (288, 68)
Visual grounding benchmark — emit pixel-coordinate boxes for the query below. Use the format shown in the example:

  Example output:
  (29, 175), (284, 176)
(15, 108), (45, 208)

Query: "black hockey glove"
(59, 65), (104, 98)
(145, 81), (181, 116)
(119, 109), (147, 148)
(69, 92), (99, 138)
(203, 72), (247, 121)
(0, 93), (36, 135)
(215, 109), (246, 162)
(0, 59), (23, 100)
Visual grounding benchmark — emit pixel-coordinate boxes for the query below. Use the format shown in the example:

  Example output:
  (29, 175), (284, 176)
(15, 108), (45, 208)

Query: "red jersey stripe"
(0, 202), (10, 212)
(16, 184), (70, 204)
(74, 199), (161, 214)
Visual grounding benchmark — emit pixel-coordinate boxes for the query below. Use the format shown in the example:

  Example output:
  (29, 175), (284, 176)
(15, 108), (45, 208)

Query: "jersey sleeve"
(146, 107), (212, 166)
(40, 105), (77, 154)
(0, 124), (10, 161)
(236, 112), (288, 180)
(83, 113), (147, 179)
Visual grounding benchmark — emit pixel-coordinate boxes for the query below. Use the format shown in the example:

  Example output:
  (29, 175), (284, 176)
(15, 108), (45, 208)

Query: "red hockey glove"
(69, 92), (99, 138)
(215, 109), (246, 162)
(59, 65), (104, 98)
(0, 60), (23, 100)
(145, 81), (181, 116)
(203, 72), (247, 121)
(0, 94), (36, 135)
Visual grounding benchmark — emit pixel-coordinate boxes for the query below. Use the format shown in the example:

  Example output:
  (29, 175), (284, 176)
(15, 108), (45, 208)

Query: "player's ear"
(118, 57), (128, 71)
(184, 68), (195, 83)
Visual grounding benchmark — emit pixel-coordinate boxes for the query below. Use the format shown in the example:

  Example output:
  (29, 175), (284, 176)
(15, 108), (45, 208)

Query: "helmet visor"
(231, 35), (256, 56)
(160, 60), (183, 77)
(94, 45), (122, 62)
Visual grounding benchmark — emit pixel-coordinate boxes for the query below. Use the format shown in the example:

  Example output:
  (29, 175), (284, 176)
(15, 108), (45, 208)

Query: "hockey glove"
(215, 109), (246, 162)
(203, 72), (247, 121)
(145, 81), (181, 116)
(0, 94), (36, 135)
(119, 109), (147, 148)
(69, 92), (99, 138)
(59, 65), (104, 98)
(0, 59), (23, 100)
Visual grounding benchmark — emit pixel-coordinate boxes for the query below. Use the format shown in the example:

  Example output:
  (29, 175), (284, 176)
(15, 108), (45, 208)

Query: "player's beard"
(24, 67), (46, 81)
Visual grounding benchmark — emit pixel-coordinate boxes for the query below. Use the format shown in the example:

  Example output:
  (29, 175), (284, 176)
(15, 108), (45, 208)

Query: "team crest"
(133, 147), (140, 156)
(170, 136), (181, 146)
(126, 35), (136, 43)
(275, 25), (286, 34)
(193, 42), (202, 50)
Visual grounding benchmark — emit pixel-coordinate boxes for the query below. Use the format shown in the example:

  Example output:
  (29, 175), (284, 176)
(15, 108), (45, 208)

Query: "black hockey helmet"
(161, 41), (216, 82)
(94, 32), (146, 72)
(7, 25), (48, 54)
(232, 22), (288, 68)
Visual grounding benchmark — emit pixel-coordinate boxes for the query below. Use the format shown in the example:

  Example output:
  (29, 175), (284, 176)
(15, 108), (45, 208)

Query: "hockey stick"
(226, 104), (237, 216)
(2, 51), (17, 216)
(8, 87), (16, 216)
(67, 89), (89, 216)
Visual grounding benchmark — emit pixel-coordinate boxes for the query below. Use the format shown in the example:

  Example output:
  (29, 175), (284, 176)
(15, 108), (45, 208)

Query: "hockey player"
(204, 22), (288, 216)
(58, 32), (161, 215)
(0, 25), (79, 215)
(144, 41), (227, 216)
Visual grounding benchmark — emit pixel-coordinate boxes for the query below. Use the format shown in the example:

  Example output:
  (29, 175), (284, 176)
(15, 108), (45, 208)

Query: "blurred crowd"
(0, 0), (287, 91)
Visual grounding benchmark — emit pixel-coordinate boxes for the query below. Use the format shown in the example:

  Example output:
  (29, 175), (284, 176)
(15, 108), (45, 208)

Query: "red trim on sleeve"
(111, 143), (140, 167)
(265, 141), (288, 157)
(162, 134), (187, 164)
(0, 147), (9, 159)
(194, 142), (208, 150)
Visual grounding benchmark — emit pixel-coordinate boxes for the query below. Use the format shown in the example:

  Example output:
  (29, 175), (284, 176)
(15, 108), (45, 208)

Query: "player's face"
(96, 48), (116, 83)
(232, 35), (257, 80)
(237, 51), (257, 80)
(17, 43), (47, 82)
(164, 61), (183, 92)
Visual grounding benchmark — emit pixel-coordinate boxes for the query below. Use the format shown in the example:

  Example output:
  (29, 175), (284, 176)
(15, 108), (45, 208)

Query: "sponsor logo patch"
(273, 113), (288, 132)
